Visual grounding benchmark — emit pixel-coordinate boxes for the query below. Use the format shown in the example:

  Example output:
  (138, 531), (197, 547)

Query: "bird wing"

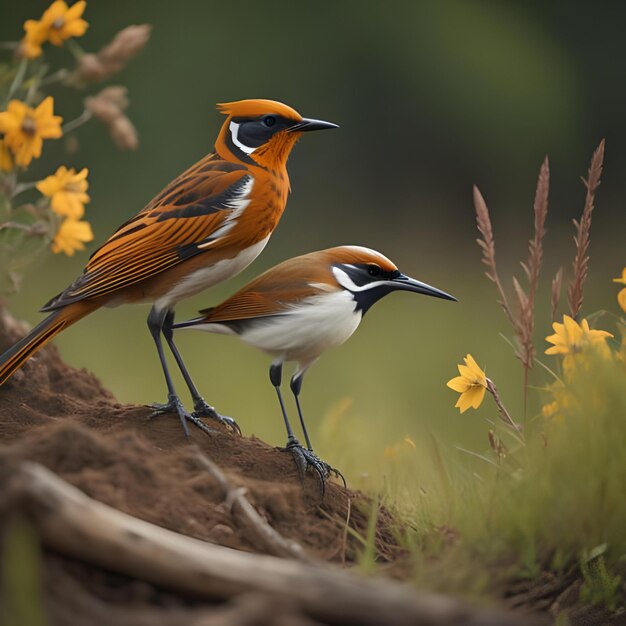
(42, 155), (251, 310)
(197, 257), (334, 323)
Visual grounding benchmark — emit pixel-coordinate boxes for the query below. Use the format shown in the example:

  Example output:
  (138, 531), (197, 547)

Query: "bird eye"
(367, 264), (382, 277)
(264, 115), (276, 127)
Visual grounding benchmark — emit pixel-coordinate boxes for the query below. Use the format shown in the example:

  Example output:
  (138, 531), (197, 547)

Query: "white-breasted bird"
(173, 245), (456, 486)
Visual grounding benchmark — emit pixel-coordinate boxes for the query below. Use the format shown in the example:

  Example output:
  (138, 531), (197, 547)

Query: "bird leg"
(162, 311), (241, 435)
(290, 371), (346, 489)
(147, 306), (215, 438)
(270, 364), (342, 493)
(289, 372), (314, 451)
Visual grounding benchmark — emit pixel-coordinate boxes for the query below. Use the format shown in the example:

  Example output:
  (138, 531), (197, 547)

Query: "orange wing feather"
(198, 252), (338, 323)
(42, 154), (251, 310)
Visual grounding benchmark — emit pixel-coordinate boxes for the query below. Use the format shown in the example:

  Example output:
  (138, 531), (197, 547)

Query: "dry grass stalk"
(473, 186), (517, 329)
(551, 267), (563, 321)
(567, 139), (605, 319)
(515, 158), (549, 406)
(475, 160), (549, 410)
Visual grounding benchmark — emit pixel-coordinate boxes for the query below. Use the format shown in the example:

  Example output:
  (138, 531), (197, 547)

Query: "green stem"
(62, 109), (92, 134)
(5, 58), (28, 106)
(11, 180), (38, 199)
(40, 68), (69, 87)
(65, 39), (85, 61)
(0, 173), (17, 203)
(24, 64), (48, 106)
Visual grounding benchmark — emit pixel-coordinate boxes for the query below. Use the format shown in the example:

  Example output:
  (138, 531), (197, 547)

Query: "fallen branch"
(2, 461), (539, 626)
(192, 446), (314, 563)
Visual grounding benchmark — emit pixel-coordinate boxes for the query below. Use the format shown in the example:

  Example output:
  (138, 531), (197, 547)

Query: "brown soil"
(0, 309), (404, 625)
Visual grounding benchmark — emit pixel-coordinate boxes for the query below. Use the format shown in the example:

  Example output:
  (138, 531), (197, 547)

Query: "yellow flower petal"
(545, 314), (612, 356)
(52, 218), (93, 256)
(618, 288), (626, 313)
(21, 1), (88, 53)
(37, 166), (90, 218)
(65, 0), (87, 21)
(0, 97), (62, 168)
(448, 353), (488, 413)
(447, 375), (471, 393)
(454, 385), (486, 413)
(613, 268), (626, 285)
(0, 139), (12, 171)
(463, 384), (487, 410)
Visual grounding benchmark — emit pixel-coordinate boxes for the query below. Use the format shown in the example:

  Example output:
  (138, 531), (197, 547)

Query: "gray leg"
(289, 372), (313, 451)
(290, 369), (346, 489)
(148, 306), (215, 438)
(270, 363), (327, 493)
(162, 311), (241, 435)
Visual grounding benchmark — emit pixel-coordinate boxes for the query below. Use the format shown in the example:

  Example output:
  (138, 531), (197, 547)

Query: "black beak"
(391, 274), (457, 301)
(289, 117), (339, 133)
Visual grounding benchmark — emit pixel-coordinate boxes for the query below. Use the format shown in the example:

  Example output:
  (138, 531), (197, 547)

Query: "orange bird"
(173, 246), (456, 485)
(0, 99), (337, 436)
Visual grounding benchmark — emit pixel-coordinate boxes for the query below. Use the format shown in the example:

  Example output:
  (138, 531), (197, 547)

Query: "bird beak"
(390, 274), (457, 301)
(288, 118), (339, 133)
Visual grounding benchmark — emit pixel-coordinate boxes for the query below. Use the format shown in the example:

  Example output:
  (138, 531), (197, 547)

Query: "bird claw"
(283, 438), (345, 494)
(149, 394), (216, 438)
(192, 399), (242, 435)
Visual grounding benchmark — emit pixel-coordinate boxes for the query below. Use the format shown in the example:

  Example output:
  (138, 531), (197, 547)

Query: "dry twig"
(192, 447), (313, 563)
(567, 139), (605, 318)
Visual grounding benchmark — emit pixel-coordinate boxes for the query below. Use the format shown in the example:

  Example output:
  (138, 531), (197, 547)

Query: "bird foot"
(149, 394), (217, 438)
(283, 438), (346, 494)
(192, 399), (242, 435)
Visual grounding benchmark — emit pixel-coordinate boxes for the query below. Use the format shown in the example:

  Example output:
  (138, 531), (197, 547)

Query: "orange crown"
(216, 99), (303, 121)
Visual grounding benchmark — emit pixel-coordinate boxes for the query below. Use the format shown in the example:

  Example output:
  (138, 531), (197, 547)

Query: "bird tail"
(0, 302), (95, 386)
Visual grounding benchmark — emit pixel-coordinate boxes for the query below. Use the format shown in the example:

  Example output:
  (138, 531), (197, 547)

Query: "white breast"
(215, 290), (362, 365)
(155, 235), (270, 311)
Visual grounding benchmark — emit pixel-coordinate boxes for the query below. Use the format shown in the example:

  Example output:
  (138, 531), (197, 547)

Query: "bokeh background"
(2, 1), (624, 481)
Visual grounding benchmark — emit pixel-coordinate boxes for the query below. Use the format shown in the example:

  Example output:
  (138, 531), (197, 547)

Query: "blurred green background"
(1, 1), (624, 472)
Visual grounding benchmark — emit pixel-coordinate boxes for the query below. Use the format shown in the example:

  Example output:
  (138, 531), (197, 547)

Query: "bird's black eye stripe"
(263, 115), (276, 127)
(367, 264), (381, 277)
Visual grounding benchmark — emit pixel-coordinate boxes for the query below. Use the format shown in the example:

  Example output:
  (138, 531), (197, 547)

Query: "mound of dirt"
(0, 308), (400, 565)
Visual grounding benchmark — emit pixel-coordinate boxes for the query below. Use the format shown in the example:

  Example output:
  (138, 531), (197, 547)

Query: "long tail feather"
(0, 303), (95, 386)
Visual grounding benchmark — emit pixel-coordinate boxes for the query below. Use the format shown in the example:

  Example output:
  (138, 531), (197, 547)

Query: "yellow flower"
(0, 137), (12, 171)
(0, 97), (63, 167)
(613, 268), (626, 313)
(545, 315), (612, 356)
(51, 218), (93, 256)
(545, 315), (613, 372)
(447, 354), (487, 413)
(22, 1), (88, 58)
(37, 166), (90, 219)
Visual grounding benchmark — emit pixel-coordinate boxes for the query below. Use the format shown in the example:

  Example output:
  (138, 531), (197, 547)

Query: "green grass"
(325, 324), (626, 613)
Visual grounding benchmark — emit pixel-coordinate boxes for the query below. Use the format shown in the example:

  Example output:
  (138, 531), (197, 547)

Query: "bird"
(172, 245), (456, 487)
(0, 99), (338, 437)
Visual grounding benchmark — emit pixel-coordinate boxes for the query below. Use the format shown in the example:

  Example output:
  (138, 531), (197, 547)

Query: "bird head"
(215, 99), (338, 170)
(325, 246), (457, 314)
